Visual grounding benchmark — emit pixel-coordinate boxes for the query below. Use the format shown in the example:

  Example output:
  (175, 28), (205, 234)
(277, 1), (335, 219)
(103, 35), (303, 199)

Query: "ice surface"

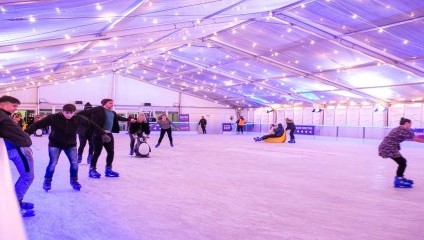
(11, 133), (424, 240)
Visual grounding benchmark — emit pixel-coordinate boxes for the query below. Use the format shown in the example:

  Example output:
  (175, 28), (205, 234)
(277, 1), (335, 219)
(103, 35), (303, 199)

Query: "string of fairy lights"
(0, 0), (423, 108)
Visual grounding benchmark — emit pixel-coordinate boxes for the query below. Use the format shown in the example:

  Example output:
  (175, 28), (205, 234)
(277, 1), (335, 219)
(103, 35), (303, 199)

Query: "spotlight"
(374, 106), (387, 112)
(312, 108), (322, 113)
(266, 109), (274, 113)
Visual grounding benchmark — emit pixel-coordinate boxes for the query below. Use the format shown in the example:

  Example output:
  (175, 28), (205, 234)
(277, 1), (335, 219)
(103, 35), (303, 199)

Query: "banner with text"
(179, 114), (190, 131)
(294, 125), (315, 135)
(222, 123), (233, 132)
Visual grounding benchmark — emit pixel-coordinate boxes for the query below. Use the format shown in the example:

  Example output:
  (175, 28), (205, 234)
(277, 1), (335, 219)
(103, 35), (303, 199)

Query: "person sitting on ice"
(254, 123), (284, 142)
(268, 124), (276, 134)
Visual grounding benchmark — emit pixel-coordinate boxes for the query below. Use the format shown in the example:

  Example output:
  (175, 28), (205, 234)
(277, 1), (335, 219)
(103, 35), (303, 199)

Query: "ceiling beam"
(120, 73), (253, 108)
(345, 15), (424, 36)
(168, 54), (322, 105)
(273, 13), (424, 78)
(132, 63), (268, 107)
(53, 0), (148, 73)
(0, 11), (270, 54)
(209, 39), (391, 103)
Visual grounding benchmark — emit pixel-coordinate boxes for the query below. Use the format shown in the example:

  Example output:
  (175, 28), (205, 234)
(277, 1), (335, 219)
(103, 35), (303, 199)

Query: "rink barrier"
(0, 139), (27, 240)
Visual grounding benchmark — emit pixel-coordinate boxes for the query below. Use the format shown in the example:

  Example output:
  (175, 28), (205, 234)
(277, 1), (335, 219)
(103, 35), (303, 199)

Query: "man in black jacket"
(78, 98), (135, 178)
(0, 95), (35, 217)
(26, 104), (110, 191)
(77, 102), (94, 164)
(198, 116), (207, 134)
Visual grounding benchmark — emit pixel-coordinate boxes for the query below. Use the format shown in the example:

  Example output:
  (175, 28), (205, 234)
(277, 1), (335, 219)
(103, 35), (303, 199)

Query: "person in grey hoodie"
(155, 114), (179, 148)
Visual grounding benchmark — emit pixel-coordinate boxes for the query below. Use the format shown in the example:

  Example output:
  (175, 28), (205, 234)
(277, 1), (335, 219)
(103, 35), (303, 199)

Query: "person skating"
(378, 117), (424, 188)
(236, 116), (245, 134)
(254, 123), (284, 142)
(26, 104), (110, 191)
(155, 114), (179, 148)
(198, 116), (207, 134)
(128, 113), (150, 155)
(77, 102), (94, 164)
(285, 118), (296, 143)
(0, 96), (35, 217)
(78, 99), (135, 178)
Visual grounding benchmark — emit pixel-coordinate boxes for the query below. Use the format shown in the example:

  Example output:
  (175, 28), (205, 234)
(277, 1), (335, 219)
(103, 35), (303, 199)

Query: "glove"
(101, 134), (111, 143)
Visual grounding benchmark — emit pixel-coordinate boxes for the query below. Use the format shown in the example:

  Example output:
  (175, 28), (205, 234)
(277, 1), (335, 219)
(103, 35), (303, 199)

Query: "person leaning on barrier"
(0, 95), (35, 217)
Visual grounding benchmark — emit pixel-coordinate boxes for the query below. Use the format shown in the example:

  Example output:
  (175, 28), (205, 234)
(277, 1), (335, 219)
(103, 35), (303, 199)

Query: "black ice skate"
(105, 167), (119, 177)
(70, 179), (82, 191)
(43, 179), (52, 192)
(89, 168), (101, 178)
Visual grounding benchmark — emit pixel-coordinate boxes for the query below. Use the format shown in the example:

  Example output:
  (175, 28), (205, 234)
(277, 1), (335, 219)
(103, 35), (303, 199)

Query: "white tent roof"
(1, 0), (424, 107)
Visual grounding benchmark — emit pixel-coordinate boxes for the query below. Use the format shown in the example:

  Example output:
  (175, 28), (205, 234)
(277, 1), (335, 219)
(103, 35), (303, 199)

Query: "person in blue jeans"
(0, 95), (35, 217)
(26, 104), (109, 191)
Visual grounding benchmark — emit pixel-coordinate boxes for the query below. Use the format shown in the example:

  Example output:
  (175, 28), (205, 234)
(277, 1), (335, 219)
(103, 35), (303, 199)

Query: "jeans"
(157, 128), (172, 144)
(8, 147), (34, 201)
(45, 147), (78, 181)
(91, 133), (114, 169)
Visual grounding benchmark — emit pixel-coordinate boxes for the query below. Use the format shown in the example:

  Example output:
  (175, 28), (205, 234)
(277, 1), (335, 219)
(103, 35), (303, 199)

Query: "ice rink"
(14, 133), (424, 240)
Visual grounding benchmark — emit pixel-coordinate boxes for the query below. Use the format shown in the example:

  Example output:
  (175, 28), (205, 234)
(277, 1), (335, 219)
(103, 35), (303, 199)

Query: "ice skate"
(394, 176), (413, 188)
(105, 167), (120, 177)
(89, 168), (101, 178)
(70, 179), (82, 191)
(401, 177), (414, 184)
(20, 201), (34, 210)
(21, 209), (35, 217)
(43, 179), (52, 192)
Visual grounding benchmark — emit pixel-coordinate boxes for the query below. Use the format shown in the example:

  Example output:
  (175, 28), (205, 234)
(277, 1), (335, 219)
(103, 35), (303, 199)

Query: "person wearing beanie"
(77, 102), (94, 164)
(78, 98), (135, 178)
(378, 117), (424, 188)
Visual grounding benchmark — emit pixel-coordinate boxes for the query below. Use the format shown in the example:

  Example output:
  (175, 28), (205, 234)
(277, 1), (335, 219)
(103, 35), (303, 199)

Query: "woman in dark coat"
(128, 114), (150, 155)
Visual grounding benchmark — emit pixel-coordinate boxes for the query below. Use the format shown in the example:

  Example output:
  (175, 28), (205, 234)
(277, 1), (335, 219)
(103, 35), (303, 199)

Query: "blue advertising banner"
(222, 123), (233, 132)
(179, 114), (190, 131)
(294, 125), (315, 135)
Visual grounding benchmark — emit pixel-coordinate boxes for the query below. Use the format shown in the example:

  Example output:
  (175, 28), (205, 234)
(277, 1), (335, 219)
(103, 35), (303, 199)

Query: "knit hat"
(101, 98), (113, 106)
(84, 102), (92, 110)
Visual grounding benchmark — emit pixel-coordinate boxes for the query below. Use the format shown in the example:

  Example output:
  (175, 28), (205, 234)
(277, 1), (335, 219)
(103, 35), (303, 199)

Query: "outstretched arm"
(77, 115), (105, 135)
(25, 115), (53, 135)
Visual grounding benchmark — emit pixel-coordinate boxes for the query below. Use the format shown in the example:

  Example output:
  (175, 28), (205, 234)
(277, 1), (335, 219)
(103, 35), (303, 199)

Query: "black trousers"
(78, 130), (93, 156)
(237, 125), (244, 134)
(158, 128), (172, 144)
(91, 133), (114, 169)
(201, 125), (206, 134)
(391, 156), (407, 177)
(261, 134), (277, 140)
(288, 128), (296, 140)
